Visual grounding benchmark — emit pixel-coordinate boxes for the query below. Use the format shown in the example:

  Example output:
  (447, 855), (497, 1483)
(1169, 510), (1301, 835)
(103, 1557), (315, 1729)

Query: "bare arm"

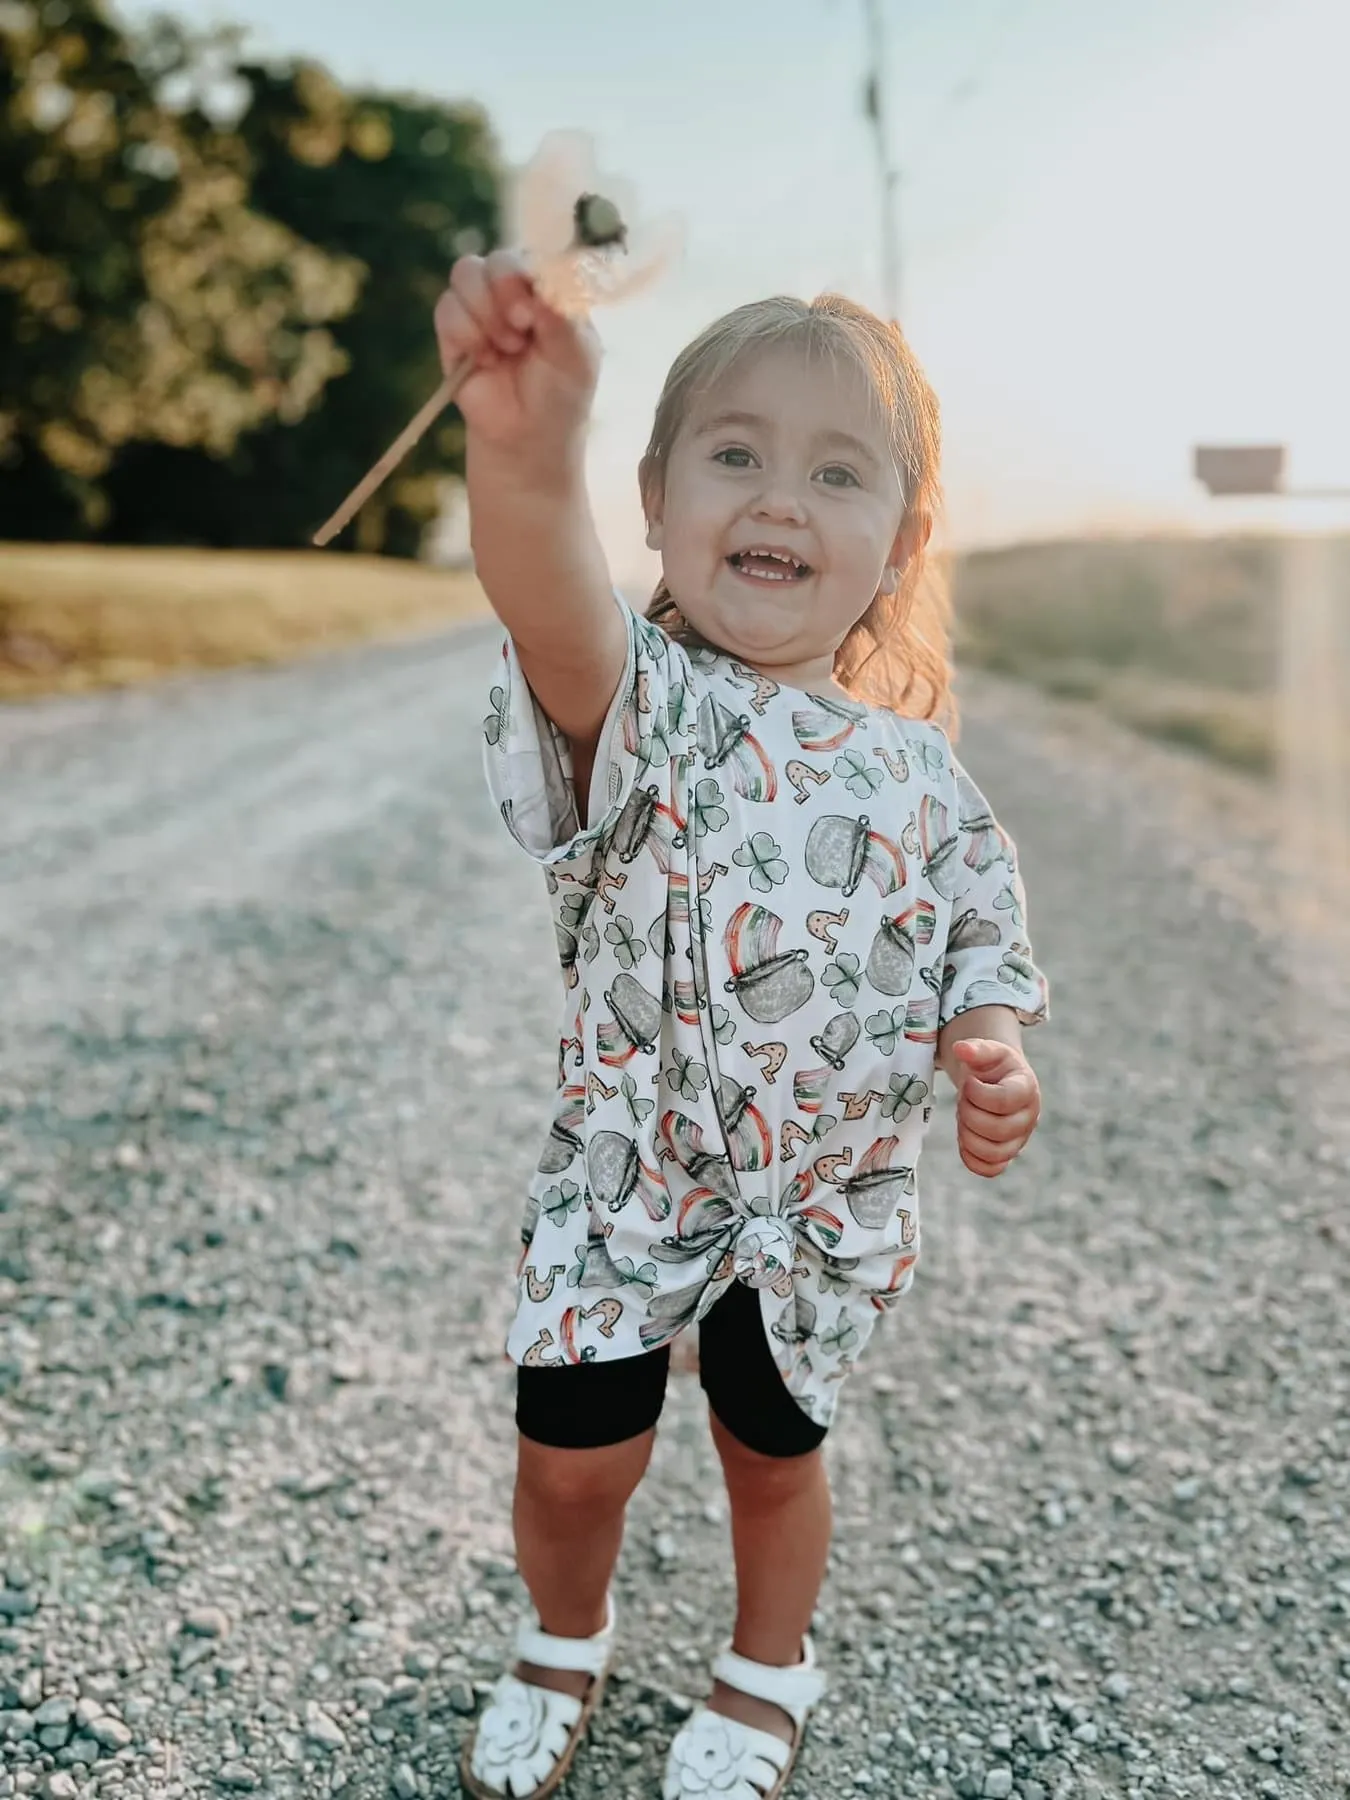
(436, 250), (628, 752)
(936, 1004), (1025, 1087)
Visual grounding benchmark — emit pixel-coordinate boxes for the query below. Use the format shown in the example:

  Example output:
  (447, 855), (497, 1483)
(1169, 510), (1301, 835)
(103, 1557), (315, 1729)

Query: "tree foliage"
(0, 0), (501, 553)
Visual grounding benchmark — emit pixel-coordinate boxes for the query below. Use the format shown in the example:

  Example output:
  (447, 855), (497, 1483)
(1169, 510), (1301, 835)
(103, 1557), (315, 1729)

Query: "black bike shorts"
(515, 1277), (827, 1459)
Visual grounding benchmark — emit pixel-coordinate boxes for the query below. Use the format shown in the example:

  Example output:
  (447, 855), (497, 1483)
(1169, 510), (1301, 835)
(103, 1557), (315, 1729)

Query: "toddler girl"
(438, 250), (1050, 1800)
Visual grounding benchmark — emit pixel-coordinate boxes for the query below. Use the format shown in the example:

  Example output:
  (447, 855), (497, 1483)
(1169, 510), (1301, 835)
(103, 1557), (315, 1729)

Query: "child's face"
(645, 345), (910, 679)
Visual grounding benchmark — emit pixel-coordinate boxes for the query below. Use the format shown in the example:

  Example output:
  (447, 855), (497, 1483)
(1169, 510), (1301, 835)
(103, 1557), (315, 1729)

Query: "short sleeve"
(481, 594), (681, 865)
(938, 756), (1050, 1030)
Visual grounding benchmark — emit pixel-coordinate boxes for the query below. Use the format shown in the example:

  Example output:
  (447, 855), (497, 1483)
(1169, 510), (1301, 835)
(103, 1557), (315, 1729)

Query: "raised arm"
(435, 250), (629, 753)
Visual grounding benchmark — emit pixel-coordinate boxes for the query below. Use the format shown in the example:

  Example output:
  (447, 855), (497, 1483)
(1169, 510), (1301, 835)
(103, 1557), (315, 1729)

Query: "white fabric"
(485, 598), (1049, 1426)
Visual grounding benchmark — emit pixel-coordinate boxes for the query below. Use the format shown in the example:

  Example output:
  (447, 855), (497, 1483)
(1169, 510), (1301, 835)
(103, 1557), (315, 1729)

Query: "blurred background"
(2, 0), (1348, 785)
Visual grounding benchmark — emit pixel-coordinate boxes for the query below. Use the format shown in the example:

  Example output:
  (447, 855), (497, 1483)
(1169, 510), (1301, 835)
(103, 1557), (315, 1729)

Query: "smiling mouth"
(727, 549), (812, 583)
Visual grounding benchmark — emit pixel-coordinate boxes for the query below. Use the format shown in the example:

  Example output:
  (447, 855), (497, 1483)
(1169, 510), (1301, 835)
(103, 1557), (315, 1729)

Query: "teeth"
(731, 549), (808, 577)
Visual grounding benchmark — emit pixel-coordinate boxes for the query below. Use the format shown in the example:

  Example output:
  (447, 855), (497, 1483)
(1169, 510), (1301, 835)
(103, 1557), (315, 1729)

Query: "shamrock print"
(541, 1181), (583, 1229)
(993, 882), (1024, 929)
(820, 1315), (862, 1358)
(710, 1003), (736, 1045)
(667, 681), (692, 738)
(580, 922), (600, 963)
(733, 830), (789, 893)
(822, 952), (863, 1007)
(906, 736), (946, 778)
(665, 1049), (710, 1102)
(880, 1071), (929, 1122)
(610, 1255), (659, 1298)
(640, 709), (673, 769)
(691, 777), (729, 838)
(620, 1072), (655, 1126)
(483, 683), (509, 747)
(558, 889), (591, 935)
(604, 913), (646, 969)
(833, 748), (884, 800)
(865, 1007), (908, 1056)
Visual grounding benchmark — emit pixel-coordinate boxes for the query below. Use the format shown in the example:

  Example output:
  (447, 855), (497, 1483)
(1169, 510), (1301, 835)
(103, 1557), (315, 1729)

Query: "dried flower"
(507, 128), (681, 319)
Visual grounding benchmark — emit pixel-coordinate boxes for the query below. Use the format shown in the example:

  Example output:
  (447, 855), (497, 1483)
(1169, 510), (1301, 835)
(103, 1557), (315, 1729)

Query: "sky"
(116, 0), (1350, 581)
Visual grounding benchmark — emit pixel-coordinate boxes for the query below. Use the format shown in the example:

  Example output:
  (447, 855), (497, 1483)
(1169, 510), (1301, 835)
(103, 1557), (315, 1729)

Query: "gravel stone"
(86, 1716), (133, 1751)
(182, 1605), (231, 1639)
(4, 644), (1350, 1800)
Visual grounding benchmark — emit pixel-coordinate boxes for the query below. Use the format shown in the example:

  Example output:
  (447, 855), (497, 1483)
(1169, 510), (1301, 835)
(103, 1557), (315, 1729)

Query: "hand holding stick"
(310, 132), (679, 550)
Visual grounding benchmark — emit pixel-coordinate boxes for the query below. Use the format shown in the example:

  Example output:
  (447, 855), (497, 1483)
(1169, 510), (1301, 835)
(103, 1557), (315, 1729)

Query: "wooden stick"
(311, 357), (469, 548)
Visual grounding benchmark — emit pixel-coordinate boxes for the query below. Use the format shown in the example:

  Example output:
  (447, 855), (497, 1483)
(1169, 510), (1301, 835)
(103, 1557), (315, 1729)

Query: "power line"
(854, 0), (1031, 315)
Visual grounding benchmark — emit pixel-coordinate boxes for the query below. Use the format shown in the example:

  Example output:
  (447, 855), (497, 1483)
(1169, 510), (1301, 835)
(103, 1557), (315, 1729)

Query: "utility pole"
(861, 0), (901, 320)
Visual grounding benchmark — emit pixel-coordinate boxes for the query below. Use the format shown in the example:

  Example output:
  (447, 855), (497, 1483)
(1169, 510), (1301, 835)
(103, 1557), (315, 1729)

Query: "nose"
(751, 482), (808, 526)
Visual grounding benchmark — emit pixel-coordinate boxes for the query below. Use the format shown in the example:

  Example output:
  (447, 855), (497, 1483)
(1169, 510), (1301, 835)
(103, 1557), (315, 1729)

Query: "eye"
(817, 463), (861, 488)
(713, 445), (757, 468)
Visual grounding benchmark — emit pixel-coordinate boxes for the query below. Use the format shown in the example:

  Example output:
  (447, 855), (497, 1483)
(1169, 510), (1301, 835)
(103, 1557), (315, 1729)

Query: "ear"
(888, 506), (932, 569)
(639, 459), (664, 551)
(882, 507), (932, 589)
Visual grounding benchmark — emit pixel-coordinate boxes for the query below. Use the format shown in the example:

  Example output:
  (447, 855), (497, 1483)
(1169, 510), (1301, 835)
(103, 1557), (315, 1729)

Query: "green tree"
(100, 42), (501, 555)
(0, 0), (363, 539)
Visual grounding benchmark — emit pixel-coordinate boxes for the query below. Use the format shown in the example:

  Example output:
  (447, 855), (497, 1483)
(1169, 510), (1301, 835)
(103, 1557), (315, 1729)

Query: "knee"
(712, 1416), (823, 1509)
(516, 1430), (653, 1516)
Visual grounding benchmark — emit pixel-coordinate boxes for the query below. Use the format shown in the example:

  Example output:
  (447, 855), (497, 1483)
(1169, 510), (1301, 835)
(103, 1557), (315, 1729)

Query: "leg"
(696, 1281), (832, 1747)
(511, 1344), (669, 1700)
(707, 1414), (832, 1744)
(512, 1427), (656, 1698)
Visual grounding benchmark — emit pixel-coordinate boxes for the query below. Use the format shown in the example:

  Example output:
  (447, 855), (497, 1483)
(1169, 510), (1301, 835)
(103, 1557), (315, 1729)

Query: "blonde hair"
(638, 292), (956, 733)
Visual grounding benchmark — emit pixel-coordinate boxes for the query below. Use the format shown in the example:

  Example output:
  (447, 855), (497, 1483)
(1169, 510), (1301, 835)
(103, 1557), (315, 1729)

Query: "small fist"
(433, 249), (599, 452)
(948, 1037), (1041, 1178)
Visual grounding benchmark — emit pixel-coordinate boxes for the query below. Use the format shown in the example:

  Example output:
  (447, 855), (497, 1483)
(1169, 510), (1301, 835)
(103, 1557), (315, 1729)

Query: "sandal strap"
(513, 1593), (616, 1676)
(710, 1638), (826, 1727)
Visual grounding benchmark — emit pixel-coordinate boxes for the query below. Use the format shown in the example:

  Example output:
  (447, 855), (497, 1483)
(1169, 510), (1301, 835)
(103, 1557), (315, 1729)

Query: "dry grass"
(949, 534), (1342, 778)
(3, 536), (1343, 788)
(0, 543), (487, 702)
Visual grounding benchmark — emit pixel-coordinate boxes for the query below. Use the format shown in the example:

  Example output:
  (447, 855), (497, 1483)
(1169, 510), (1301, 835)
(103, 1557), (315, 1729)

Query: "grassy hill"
(0, 544), (486, 702)
(952, 534), (1350, 777)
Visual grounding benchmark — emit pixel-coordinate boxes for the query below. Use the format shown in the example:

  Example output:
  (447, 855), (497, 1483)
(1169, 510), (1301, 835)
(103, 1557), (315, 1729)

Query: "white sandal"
(460, 1595), (617, 1799)
(662, 1637), (826, 1799)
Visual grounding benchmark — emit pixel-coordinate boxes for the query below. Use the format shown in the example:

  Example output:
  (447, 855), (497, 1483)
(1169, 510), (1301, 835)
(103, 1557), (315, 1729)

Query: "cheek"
(660, 476), (729, 563)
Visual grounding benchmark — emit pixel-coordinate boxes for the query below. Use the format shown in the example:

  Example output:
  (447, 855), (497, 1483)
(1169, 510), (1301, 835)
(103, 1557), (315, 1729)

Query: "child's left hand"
(948, 1038), (1042, 1178)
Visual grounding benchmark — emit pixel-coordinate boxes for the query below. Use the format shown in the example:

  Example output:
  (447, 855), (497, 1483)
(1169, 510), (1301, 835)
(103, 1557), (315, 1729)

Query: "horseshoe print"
(742, 1041), (788, 1084)
(581, 1298), (624, 1338)
(587, 1071), (619, 1112)
(596, 868), (629, 913)
(523, 1263), (567, 1302)
(786, 759), (831, 806)
(780, 1120), (814, 1162)
(838, 1089), (887, 1121)
(728, 661), (782, 714)
(873, 746), (910, 784)
(807, 908), (849, 955)
(522, 1329), (562, 1368)
(812, 1147), (854, 1185)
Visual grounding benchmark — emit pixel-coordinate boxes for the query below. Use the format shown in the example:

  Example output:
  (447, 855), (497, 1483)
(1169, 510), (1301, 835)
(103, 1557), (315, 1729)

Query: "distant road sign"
(1193, 444), (1286, 496)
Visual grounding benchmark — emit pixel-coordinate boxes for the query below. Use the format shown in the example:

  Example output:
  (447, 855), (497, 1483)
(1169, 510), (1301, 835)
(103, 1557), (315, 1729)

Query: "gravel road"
(3, 622), (1349, 1800)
